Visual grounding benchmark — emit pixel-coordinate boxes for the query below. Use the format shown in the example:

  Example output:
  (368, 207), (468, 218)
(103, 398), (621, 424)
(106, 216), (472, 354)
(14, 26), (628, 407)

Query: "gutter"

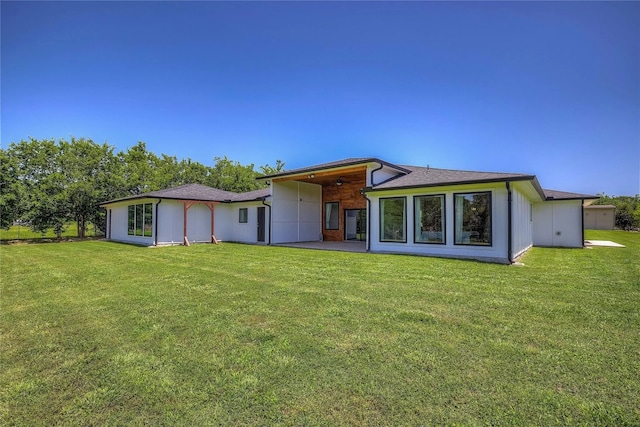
(261, 198), (272, 245)
(365, 175), (538, 194)
(506, 182), (513, 264)
(369, 162), (384, 186)
(154, 199), (162, 246)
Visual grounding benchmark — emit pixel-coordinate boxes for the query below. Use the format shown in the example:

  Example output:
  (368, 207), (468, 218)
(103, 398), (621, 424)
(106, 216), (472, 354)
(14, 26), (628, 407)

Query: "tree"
(209, 156), (262, 192)
(259, 159), (285, 176)
(0, 147), (28, 228)
(118, 141), (159, 195)
(6, 138), (68, 236)
(59, 137), (122, 237)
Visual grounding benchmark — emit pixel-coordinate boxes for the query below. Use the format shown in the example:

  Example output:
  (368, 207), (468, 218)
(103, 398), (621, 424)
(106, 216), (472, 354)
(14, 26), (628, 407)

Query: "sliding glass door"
(344, 209), (366, 241)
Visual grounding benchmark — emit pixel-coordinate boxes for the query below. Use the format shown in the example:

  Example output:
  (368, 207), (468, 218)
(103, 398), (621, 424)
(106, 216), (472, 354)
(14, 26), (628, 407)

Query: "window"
(454, 192), (491, 246)
(143, 203), (153, 236)
(127, 206), (135, 235)
(325, 202), (339, 230)
(135, 204), (143, 236)
(239, 208), (248, 223)
(127, 203), (153, 237)
(414, 195), (445, 244)
(380, 197), (406, 242)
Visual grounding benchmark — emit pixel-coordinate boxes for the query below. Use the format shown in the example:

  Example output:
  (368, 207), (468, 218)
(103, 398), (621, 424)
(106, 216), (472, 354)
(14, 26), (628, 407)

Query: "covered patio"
(275, 240), (367, 253)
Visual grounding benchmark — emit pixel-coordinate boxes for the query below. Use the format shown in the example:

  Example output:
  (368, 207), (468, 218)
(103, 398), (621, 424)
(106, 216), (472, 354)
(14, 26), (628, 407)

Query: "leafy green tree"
(0, 148), (28, 228)
(259, 159), (285, 176)
(59, 137), (122, 237)
(118, 141), (159, 195)
(210, 156), (261, 192)
(6, 138), (66, 236)
(29, 169), (69, 238)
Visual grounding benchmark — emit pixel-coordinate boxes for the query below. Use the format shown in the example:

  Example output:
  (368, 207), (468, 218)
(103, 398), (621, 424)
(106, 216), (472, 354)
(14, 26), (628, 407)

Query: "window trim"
(324, 201), (339, 230)
(239, 207), (248, 223)
(379, 196), (407, 243)
(413, 194), (446, 245)
(453, 191), (492, 247)
(127, 203), (153, 237)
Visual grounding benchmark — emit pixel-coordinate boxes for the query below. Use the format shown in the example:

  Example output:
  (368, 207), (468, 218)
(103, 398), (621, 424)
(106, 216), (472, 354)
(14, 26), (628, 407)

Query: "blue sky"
(2, 1), (639, 196)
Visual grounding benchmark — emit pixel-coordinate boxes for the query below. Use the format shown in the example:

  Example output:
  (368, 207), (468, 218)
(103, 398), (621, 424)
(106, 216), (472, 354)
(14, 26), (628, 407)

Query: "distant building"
(584, 205), (615, 230)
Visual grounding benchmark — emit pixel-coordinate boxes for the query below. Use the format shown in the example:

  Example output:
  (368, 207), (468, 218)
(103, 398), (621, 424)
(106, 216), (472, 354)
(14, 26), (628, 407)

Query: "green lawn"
(1, 230), (638, 426)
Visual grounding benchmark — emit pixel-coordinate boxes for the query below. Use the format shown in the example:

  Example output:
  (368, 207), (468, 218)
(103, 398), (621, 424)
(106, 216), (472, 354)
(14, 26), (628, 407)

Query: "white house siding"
(224, 202), (271, 244)
(156, 200), (185, 245)
(510, 183), (534, 259)
(533, 200), (583, 247)
(271, 181), (322, 243)
(186, 204), (212, 243)
(105, 198), (156, 246)
(368, 183), (511, 263)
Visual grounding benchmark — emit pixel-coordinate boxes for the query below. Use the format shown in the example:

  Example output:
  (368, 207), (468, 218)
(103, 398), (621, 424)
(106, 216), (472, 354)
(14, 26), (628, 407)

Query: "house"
(101, 184), (270, 246)
(100, 158), (598, 263)
(583, 205), (616, 230)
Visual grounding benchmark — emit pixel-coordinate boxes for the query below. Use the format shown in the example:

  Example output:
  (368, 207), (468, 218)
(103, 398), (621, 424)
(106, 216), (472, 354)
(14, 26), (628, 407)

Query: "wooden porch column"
(182, 201), (196, 246)
(204, 202), (219, 244)
(180, 200), (219, 246)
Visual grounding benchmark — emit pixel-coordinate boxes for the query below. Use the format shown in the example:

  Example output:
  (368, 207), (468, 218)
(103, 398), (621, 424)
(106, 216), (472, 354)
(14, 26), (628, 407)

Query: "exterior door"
(257, 206), (266, 242)
(344, 209), (366, 241)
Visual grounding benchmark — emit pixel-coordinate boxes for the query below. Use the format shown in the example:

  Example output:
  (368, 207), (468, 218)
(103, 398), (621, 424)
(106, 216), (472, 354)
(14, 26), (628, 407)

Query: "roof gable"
(258, 157), (410, 180)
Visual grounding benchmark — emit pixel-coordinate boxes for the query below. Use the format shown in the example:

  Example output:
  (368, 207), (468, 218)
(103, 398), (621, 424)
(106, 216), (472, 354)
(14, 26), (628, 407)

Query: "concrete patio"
(275, 241), (367, 253)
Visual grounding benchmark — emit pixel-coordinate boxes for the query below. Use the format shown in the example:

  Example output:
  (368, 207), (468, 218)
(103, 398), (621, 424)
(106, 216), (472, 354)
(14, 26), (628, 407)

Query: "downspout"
(362, 162), (383, 253)
(154, 199), (162, 246)
(581, 199), (585, 247)
(506, 182), (513, 264)
(360, 189), (372, 252)
(370, 162), (384, 186)
(261, 198), (272, 245)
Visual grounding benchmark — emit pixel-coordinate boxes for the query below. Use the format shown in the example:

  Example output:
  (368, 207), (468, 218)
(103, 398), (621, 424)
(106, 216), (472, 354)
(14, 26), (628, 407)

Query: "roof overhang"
(363, 175), (546, 199)
(257, 158), (410, 185)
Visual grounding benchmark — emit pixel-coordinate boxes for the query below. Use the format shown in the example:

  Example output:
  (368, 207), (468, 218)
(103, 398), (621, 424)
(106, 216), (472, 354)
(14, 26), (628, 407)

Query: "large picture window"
(414, 195), (445, 244)
(325, 202), (339, 230)
(454, 192), (491, 246)
(380, 197), (406, 242)
(127, 203), (153, 237)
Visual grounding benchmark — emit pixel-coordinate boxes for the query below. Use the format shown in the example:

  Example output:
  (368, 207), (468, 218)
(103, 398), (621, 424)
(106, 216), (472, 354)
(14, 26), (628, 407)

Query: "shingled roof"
(542, 189), (599, 200)
(101, 184), (269, 206)
(370, 165), (540, 191)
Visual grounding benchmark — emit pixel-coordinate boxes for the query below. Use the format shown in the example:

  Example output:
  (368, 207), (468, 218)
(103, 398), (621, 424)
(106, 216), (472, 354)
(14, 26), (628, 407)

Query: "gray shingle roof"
(543, 189), (599, 200)
(101, 183), (269, 206)
(371, 165), (537, 190)
(148, 184), (239, 201)
(229, 187), (271, 202)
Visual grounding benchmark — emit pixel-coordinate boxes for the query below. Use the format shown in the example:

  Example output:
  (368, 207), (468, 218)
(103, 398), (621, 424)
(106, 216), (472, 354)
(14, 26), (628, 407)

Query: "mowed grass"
(1, 231), (638, 426)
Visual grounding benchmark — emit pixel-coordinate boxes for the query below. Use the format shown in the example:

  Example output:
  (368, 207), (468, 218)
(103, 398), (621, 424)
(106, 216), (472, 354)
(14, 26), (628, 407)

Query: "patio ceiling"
(271, 165), (367, 186)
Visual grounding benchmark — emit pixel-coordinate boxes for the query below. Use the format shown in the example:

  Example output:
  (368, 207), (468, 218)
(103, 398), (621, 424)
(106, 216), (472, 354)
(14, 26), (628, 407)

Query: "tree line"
(0, 137), (284, 237)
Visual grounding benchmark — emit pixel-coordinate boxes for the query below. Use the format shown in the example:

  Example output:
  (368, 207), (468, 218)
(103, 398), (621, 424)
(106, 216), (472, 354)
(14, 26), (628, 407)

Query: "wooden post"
(205, 202), (219, 244)
(182, 201), (196, 246)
